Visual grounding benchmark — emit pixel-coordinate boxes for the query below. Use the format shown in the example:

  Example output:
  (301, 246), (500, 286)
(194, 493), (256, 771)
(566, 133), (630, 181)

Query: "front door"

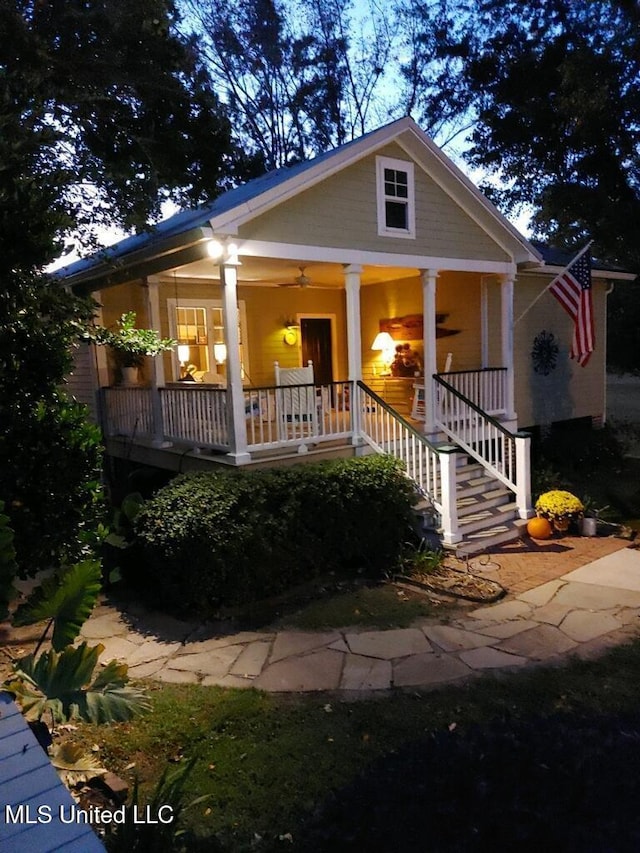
(301, 318), (333, 386)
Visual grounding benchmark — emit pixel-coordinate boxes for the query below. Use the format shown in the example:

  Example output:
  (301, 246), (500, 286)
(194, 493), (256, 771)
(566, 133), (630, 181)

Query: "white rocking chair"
(274, 360), (317, 442)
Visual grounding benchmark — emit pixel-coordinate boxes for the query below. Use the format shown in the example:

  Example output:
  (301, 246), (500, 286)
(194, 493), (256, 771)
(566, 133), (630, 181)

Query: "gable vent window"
(376, 156), (415, 239)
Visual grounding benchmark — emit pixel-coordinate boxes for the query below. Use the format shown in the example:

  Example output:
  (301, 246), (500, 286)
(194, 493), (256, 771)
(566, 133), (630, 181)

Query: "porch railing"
(434, 374), (531, 517)
(99, 380), (353, 452)
(437, 368), (507, 416)
(245, 380), (352, 449)
(99, 387), (154, 440)
(161, 386), (228, 450)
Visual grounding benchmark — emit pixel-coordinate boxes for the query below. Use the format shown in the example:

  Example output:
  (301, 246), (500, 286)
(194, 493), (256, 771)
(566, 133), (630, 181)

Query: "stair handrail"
(356, 381), (445, 516)
(433, 374), (532, 517)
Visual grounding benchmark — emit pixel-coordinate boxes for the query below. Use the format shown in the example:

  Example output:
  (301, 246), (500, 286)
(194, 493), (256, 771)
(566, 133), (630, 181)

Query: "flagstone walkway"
(76, 536), (640, 694)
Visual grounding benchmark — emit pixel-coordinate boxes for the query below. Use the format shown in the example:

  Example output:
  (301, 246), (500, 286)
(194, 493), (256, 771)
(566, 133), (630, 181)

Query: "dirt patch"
(395, 566), (505, 603)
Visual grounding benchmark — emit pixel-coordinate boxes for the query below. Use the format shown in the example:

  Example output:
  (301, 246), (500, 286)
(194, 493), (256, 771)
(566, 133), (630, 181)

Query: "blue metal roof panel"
(0, 692), (105, 852)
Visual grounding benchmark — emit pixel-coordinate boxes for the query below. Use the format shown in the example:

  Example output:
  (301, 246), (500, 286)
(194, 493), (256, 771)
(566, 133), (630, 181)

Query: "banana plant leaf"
(5, 642), (151, 723)
(12, 559), (102, 650)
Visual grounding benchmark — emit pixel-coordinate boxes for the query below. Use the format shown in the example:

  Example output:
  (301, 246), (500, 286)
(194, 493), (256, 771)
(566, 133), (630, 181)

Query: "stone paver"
(126, 639), (182, 667)
(527, 602), (574, 627)
(553, 581), (640, 611)
(269, 631), (341, 663)
(495, 624), (577, 660)
(469, 599), (532, 622)
(559, 610), (622, 643)
(345, 628), (431, 660)
(80, 612), (131, 640)
(393, 654), (471, 687)
(341, 656), (392, 690)
(169, 645), (244, 676)
(517, 580), (567, 607)
(474, 620), (541, 639)
(254, 649), (344, 692)
(53, 538), (640, 694)
(423, 624), (495, 652)
(459, 647), (528, 669)
(229, 642), (271, 678)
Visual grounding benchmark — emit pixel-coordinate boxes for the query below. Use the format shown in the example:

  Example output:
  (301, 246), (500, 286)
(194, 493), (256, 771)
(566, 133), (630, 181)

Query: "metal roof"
(0, 691), (105, 852)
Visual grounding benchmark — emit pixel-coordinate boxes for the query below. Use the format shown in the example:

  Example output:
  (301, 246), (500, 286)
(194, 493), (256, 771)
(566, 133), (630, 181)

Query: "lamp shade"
(213, 343), (227, 363)
(371, 332), (395, 351)
(177, 344), (190, 364)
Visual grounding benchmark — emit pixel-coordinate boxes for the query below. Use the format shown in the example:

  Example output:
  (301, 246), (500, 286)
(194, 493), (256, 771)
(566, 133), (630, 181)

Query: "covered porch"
(94, 249), (519, 460)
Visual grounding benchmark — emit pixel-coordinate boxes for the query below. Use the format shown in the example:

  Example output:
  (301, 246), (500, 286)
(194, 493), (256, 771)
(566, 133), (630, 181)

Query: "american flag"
(548, 248), (594, 367)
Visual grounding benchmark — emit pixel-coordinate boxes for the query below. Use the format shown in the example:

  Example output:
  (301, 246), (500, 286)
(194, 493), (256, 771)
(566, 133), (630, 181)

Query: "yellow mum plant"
(535, 490), (584, 523)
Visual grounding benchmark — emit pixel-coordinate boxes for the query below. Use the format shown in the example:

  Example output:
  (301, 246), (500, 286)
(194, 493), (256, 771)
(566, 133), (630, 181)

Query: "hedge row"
(129, 455), (416, 613)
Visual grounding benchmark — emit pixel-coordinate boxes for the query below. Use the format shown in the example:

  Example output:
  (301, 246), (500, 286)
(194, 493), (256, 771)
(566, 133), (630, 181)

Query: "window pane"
(385, 200), (408, 230)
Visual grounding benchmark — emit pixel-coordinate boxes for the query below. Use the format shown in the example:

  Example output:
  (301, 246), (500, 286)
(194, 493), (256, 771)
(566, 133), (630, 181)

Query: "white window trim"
(376, 155), (416, 239)
(166, 297), (250, 382)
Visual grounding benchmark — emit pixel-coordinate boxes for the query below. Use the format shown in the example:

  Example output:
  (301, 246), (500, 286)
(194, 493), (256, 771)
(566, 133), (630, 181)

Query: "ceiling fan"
(277, 266), (311, 288)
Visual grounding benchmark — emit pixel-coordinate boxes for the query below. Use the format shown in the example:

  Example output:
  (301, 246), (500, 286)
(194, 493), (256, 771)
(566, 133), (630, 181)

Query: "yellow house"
(59, 117), (632, 554)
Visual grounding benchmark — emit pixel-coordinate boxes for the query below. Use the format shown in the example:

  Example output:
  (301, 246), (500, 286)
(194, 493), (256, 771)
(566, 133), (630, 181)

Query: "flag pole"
(513, 240), (593, 327)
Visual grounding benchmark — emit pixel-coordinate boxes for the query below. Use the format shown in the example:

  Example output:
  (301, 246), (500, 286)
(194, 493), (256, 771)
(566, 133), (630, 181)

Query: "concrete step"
(457, 487), (512, 517)
(456, 502), (518, 536)
(450, 519), (528, 558)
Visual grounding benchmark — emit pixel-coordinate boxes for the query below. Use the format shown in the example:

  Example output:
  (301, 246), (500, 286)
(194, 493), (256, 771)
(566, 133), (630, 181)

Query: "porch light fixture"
(207, 239), (224, 259)
(213, 343), (227, 364)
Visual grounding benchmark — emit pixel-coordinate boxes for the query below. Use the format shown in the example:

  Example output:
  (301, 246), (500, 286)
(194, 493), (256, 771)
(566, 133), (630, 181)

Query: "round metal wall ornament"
(531, 330), (558, 375)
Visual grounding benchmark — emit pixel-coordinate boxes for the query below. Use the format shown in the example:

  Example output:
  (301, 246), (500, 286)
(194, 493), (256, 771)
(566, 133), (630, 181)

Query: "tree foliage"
(0, 1), (238, 571)
(405, 0), (640, 271)
(1, 0), (235, 243)
(182, 0), (399, 169)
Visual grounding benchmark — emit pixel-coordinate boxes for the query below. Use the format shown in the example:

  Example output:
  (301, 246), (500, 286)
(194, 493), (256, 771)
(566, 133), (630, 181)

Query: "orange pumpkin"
(527, 516), (553, 540)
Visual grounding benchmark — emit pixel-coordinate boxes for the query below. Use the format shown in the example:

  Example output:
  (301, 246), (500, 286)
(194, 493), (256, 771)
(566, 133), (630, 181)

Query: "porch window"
(376, 156), (415, 239)
(168, 299), (248, 382)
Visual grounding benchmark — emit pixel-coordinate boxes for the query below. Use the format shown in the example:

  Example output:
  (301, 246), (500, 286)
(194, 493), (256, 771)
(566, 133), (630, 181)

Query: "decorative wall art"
(379, 313), (460, 340)
(531, 330), (559, 375)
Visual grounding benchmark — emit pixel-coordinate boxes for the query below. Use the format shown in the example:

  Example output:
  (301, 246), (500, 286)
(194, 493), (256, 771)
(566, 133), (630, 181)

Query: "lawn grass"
(276, 583), (455, 630)
(75, 638), (640, 851)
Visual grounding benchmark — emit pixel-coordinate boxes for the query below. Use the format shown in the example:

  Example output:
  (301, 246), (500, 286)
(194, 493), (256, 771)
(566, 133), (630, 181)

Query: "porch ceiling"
(165, 255), (418, 288)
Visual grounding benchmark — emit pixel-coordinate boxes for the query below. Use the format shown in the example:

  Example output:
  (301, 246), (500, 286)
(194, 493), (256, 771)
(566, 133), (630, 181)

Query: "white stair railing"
(438, 368), (507, 416)
(434, 375), (532, 518)
(356, 382), (462, 540)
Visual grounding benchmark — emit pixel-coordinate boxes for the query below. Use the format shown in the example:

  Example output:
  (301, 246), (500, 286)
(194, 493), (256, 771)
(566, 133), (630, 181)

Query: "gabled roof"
(57, 117), (542, 292)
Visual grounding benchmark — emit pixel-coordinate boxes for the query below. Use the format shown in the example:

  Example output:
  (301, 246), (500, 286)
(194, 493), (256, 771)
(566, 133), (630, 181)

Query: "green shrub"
(130, 456), (416, 613)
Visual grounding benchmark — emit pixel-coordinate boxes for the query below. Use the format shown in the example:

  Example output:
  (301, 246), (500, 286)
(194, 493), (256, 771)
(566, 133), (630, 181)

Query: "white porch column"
(480, 276), (490, 369)
(344, 264), (363, 445)
(343, 264), (362, 381)
(421, 268), (438, 434)
(144, 276), (169, 447)
(500, 273), (517, 421)
(220, 253), (250, 463)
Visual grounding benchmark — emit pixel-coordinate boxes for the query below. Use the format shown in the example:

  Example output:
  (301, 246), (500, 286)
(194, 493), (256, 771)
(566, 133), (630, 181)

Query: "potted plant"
(88, 312), (176, 386)
(535, 490), (584, 533)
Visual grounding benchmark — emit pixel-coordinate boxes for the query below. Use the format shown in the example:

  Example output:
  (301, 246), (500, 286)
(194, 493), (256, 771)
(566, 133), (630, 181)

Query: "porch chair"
(274, 360), (317, 441)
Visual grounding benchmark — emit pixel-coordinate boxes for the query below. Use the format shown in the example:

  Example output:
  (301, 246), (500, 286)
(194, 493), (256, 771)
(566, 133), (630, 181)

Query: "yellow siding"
(97, 281), (150, 385)
(513, 274), (606, 428)
(239, 143), (510, 263)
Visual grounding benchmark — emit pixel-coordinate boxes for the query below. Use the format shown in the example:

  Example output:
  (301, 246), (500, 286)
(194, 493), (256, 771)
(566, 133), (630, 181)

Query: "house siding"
(64, 342), (98, 419)
(513, 273), (607, 428)
(238, 143), (511, 264)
